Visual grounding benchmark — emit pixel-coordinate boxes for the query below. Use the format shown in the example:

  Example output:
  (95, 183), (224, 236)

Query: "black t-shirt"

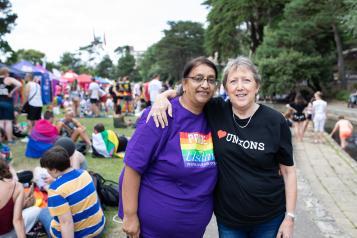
(289, 103), (307, 116)
(204, 98), (293, 227)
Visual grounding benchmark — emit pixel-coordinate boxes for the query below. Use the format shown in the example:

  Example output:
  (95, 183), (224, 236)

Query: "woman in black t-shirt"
(0, 67), (22, 143)
(148, 56), (297, 238)
(286, 93), (307, 142)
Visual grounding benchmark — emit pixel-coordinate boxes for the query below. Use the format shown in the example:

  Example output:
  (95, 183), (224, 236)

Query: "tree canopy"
(0, 0), (17, 57)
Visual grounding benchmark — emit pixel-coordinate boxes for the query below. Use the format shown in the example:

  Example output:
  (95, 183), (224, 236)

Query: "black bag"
(21, 101), (30, 113)
(90, 171), (119, 207)
(21, 84), (38, 114)
(17, 170), (33, 185)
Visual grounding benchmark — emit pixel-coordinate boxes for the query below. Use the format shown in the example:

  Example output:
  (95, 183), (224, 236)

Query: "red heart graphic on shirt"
(217, 130), (227, 139)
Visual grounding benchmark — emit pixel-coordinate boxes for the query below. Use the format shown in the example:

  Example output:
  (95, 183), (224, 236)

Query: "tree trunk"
(332, 22), (346, 89)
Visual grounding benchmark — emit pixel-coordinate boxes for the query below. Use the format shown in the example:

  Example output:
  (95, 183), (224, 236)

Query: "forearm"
(161, 89), (177, 99)
(122, 166), (141, 217)
(9, 86), (20, 96)
(13, 219), (26, 238)
(60, 222), (74, 238)
(283, 167), (297, 214)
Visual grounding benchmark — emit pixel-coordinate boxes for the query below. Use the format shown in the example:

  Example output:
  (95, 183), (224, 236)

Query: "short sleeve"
(124, 109), (165, 174)
(48, 189), (71, 216)
(276, 117), (294, 166)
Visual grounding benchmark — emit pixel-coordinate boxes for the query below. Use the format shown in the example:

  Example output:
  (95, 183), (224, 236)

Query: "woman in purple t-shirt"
(119, 57), (218, 238)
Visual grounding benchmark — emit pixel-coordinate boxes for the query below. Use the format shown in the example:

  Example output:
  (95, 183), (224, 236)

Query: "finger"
(157, 114), (165, 128)
(161, 110), (168, 126)
(168, 104), (173, 118)
(146, 110), (152, 123)
(152, 114), (159, 128)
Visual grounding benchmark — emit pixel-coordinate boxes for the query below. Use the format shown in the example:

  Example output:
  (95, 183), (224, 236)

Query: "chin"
(196, 96), (211, 104)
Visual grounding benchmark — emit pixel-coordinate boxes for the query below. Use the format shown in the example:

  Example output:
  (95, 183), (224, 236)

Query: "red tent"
(61, 70), (78, 83)
(77, 74), (92, 83)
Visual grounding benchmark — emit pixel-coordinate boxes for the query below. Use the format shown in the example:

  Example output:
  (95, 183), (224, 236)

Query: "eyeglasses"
(186, 74), (218, 86)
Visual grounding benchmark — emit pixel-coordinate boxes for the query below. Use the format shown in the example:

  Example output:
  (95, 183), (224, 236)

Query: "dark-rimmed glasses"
(186, 74), (218, 86)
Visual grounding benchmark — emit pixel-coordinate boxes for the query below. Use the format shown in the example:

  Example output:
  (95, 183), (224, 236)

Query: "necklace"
(232, 111), (253, 129)
(232, 105), (258, 129)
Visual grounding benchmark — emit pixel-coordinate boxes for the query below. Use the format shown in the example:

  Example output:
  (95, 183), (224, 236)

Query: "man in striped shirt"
(39, 146), (105, 237)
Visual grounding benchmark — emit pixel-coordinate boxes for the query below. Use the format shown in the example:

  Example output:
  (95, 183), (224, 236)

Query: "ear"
(182, 79), (188, 93)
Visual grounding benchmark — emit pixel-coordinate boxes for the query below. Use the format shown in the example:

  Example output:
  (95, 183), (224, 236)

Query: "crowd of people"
(284, 90), (354, 149)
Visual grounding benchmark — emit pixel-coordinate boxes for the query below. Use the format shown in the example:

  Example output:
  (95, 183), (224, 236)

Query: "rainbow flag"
(179, 132), (216, 168)
(92, 130), (121, 158)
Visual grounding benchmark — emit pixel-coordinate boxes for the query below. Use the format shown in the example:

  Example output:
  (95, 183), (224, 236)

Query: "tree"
(256, 0), (348, 94)
(78, 36), (104, 64)
(0, 0), (17, 57)
(204, 0), (288, 61)
(58, 52), (81, 72)
(138, 44), (161, 81)
(114, 45), (136, 78)
(12, 49), (45, 64)
(155, 21), (205, 82)
(95, 55), (114, 78)
(343, 0), (357, 36)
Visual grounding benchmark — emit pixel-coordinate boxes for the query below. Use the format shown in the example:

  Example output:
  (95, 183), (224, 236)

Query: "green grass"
(10, 114), (136, 237)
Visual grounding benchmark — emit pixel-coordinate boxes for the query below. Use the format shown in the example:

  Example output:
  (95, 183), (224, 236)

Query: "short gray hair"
(222, 56), (261, 88)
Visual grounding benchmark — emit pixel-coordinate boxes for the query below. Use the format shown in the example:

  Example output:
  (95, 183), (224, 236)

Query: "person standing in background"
(148, 74), (162, 105)
(287, 93), (307, 142)
(88, 78), (100, 117)
(0, 67), (22, 143)
(312, 91), (327, 143)
(24, 73), (43, 134)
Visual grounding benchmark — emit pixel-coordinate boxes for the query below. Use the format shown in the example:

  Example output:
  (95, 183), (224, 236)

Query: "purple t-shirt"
(119, 97), (217, 238)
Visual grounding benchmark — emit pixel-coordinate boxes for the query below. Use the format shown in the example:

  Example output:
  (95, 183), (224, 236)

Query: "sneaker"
(20, 137), (29, 143)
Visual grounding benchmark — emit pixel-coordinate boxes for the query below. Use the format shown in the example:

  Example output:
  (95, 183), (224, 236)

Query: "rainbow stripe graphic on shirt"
(180, 132), (216, 168)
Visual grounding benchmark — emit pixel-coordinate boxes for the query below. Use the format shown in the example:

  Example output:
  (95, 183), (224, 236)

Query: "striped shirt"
(48, 169), (105, 238)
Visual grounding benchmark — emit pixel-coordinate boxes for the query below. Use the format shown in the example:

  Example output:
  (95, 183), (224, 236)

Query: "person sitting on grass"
(25, 111), (59, 159)
(38, 146), (105, 238)
(54, 137), (88, 170)
(330, 116), (354, 149)
(0, 159), (26, 238)
(56, 109), (92, 150)
(92, 123), (128, 158)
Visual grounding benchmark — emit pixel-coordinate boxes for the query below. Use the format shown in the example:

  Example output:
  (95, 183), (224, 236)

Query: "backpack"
(90, 171), (119, 207)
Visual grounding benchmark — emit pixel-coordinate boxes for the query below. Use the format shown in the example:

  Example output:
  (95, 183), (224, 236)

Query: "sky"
(5, 0), (209, 63)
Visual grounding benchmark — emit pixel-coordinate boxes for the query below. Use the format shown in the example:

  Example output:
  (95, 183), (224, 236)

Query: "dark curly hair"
(0, 159), (12, 180)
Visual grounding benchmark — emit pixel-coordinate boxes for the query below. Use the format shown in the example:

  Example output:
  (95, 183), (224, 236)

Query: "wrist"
(285, 212), (295, 222)
(124, 211), (138, 218)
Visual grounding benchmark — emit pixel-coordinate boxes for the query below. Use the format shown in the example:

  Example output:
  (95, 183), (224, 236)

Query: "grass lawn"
(10, 114), (136, 237)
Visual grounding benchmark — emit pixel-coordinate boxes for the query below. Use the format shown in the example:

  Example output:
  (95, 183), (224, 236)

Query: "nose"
(200, 79), (209, 88)
(236, 79), (243, 90)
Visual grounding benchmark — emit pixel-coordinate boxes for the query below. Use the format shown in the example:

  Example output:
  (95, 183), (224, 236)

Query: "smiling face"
(182, 64), (216, 109)
(225, 66), (259, 112)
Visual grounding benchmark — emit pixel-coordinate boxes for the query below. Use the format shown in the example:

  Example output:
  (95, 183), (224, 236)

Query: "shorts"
(27, 105), (42, 121)
(292, 114), (306, 122)
(115, 104), (122, 115)
(123, 95), (133, 101)
(307, 114), (312, 120)
(340, 131), (352, 140)
(0, 100), (14, 120)
(117, 136), (128, 152)
(313, 117), (326, 132)
(90, 98), (99, 104)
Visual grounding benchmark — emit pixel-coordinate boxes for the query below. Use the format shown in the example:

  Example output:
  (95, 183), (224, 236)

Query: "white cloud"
(5, 0), (209, 62)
